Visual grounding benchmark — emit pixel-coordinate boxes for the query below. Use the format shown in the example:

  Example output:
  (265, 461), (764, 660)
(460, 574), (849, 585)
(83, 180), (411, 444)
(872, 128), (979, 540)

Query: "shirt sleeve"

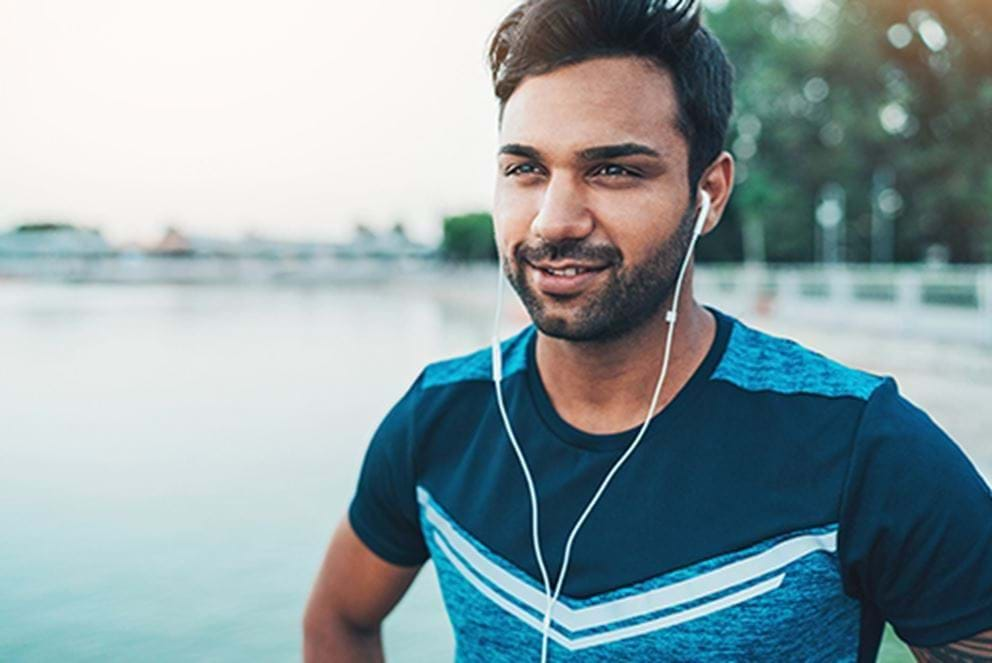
(838, 377), (992, 647)
(348, 373), (429, 567)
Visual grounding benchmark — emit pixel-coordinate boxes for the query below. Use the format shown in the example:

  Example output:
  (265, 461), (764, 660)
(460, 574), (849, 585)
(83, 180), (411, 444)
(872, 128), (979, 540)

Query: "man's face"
(494, 56), (695, 342)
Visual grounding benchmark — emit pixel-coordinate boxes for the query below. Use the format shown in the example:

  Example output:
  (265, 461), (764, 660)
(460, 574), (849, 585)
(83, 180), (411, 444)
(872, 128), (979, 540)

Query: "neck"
(534, 280), (716, 435)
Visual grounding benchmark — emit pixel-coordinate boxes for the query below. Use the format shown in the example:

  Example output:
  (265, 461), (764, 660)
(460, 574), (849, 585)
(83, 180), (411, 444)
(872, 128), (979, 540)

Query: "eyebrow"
(498, 143), (542, 160)
(580, 143), (662, 160)
(498, 142), (662, 161)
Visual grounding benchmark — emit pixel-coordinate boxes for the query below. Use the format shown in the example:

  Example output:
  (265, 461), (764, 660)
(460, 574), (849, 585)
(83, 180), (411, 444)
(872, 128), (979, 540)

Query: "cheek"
(589, 191), (681, 260)
(493, 182), (540, 248)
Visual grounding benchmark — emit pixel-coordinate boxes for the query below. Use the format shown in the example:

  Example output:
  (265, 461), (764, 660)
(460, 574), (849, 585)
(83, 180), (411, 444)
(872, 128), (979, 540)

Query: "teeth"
(547, 267), (583, 277)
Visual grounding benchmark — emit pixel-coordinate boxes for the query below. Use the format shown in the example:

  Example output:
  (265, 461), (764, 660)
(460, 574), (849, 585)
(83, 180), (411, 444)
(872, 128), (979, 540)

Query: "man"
(304, 1), (992, 660)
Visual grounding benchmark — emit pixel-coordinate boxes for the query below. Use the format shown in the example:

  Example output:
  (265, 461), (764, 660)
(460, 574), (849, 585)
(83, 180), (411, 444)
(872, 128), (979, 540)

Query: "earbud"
(693, 190), (712, 238)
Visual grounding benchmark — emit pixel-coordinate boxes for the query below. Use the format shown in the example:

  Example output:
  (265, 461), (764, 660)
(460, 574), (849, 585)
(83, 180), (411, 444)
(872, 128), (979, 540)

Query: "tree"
(441, 212), (498, 262)
(704, 0), (991, 263)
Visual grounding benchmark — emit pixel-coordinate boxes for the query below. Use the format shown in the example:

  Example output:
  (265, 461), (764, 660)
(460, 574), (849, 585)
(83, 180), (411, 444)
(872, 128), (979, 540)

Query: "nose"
(530, 174), (594, 243)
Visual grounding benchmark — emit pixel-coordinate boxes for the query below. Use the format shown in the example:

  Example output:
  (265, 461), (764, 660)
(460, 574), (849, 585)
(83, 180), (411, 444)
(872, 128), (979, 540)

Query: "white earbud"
(693, 189), (712, 238)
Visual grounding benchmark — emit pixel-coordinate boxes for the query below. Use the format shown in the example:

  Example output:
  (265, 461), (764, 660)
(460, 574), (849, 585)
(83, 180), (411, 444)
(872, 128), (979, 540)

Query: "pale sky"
(0, 0), (518, 244)
(0, 0), (818, 246)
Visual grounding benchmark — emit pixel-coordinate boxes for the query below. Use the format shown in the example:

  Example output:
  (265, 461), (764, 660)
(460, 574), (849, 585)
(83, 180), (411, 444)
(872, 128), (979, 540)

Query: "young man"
(304, 1), (992, 660)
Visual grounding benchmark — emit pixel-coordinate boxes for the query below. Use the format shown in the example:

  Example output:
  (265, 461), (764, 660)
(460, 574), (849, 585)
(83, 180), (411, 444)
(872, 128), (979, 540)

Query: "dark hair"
(489, 0), (734, 190)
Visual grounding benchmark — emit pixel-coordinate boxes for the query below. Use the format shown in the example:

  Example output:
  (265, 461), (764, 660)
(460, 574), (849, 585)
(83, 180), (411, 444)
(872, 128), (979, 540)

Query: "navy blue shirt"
(350, 308), (992, 661)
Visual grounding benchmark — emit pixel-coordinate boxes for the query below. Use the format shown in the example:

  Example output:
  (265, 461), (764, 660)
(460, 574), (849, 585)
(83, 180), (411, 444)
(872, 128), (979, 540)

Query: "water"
(0, 280), (474, 662)
(1, 275), (987, 661)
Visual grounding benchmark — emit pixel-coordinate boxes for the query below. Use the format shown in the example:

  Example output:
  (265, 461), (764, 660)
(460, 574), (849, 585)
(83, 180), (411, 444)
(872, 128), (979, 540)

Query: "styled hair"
(488, 0), (734, 190)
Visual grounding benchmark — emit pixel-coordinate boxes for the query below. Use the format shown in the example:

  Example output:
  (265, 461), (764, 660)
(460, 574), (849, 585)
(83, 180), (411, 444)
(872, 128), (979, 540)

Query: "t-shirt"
(349, 307), (992, 662)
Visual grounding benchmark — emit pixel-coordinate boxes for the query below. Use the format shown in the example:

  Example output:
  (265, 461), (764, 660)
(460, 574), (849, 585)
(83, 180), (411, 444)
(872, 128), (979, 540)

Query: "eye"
(591, 163), (639, 178)
(504, 162), (543, 177)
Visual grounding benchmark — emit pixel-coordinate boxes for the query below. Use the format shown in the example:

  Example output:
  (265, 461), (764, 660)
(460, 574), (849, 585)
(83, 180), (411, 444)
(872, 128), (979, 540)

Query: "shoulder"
(370, 326), (536, 464)
(851, 376), (986, 489)
(421, 325), (535, 391)
(370, 326), (535, 456)
(711, 316), (884, 401)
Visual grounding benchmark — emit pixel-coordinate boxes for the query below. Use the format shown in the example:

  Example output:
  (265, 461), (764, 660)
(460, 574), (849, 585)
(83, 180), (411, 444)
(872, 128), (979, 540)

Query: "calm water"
(0, 280), (479, 662)
(2, 276), (986, 661)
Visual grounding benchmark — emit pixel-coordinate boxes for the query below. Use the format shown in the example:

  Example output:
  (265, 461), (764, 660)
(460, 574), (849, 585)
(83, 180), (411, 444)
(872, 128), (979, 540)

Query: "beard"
(504, 204), (696, 343)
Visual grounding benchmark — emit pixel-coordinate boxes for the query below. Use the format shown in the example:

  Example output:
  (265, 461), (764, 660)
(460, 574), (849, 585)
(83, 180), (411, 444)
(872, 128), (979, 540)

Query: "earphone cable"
(491, 192), (711, 662)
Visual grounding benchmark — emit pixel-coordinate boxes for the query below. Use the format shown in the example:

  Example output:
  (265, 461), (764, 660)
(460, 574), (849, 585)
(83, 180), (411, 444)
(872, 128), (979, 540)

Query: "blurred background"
(0, 0), (989, 661)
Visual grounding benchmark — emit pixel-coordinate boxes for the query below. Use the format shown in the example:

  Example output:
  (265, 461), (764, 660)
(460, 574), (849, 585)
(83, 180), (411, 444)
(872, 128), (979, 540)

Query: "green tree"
(441, 212), (498, 262)
(705, 0), (991, 263)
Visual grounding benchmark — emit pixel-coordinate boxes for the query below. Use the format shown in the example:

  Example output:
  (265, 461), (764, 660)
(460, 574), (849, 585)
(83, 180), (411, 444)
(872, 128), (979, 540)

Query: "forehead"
(499, 56), (684, 153)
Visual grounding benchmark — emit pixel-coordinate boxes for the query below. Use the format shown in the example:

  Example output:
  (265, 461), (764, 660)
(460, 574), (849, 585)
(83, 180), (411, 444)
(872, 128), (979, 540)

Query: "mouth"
(525, 260), (611, 297)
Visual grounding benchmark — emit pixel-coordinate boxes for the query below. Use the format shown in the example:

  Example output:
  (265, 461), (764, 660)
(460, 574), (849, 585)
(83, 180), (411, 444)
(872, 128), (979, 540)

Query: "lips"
(526, 260), (610, 296)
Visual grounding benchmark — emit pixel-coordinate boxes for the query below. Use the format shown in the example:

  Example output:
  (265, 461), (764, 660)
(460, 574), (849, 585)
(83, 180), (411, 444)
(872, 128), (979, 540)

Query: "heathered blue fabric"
(711, 319), (883, 399)
(422, 326), (534, 389)
(349, 307), (992, 661)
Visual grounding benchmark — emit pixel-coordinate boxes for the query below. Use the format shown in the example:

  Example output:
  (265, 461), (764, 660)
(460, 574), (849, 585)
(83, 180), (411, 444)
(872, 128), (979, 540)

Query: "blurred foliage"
(700, 0), (992, 264)
(441, 212), (498, 261)
(448, 0), (990, 264)
(15, 222), (75, 233)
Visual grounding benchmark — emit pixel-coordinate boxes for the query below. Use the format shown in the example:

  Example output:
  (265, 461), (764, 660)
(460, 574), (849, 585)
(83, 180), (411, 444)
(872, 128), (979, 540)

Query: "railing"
(696, 264), (992, 347)
(2, 256), (989, 346)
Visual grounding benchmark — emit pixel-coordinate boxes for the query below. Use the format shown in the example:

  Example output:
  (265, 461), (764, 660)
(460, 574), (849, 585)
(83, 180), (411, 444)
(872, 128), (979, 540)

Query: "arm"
(911, 630), (992, 662)
(303, 517), (422, 663)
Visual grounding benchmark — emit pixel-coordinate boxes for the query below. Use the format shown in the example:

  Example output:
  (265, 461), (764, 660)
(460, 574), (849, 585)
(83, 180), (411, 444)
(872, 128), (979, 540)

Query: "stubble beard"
(505, 205), (696, 343)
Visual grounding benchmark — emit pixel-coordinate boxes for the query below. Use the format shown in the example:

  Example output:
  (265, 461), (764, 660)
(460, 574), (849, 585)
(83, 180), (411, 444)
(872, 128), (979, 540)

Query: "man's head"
(489, 0), (735, 342)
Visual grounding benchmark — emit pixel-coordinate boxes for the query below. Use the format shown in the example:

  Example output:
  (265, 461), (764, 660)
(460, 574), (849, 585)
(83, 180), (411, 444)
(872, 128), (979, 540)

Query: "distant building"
(152, 227), (194, 255)
(149, 227), (246, 257)
(146, 225), (433, 260)
(150, 227), (340, 259)
(239, 234), (330, 259)
(0, 223), (113, 257)
(338, 224), (435, 259)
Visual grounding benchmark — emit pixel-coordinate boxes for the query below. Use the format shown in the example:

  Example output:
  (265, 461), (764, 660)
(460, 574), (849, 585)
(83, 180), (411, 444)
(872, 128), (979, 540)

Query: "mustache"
(514, 239), (622, 265)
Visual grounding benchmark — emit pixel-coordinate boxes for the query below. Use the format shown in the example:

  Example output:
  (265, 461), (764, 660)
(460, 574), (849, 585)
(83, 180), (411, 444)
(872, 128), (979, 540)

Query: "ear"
(696, 151), (735, 236)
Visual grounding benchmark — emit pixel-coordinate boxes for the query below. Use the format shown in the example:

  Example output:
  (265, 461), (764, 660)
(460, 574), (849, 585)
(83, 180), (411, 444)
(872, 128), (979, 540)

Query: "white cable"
(492, 192), (711, 662)
(492, 229), (555, 627)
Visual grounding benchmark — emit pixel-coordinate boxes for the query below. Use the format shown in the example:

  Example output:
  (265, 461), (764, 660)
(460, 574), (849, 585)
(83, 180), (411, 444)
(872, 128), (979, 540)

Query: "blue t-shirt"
(349, 308), (992, 662)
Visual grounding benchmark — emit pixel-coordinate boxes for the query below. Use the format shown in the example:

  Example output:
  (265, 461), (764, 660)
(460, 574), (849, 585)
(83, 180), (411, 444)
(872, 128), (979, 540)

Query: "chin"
(531, 314), (580, 340)
(528, 307), (628, 343)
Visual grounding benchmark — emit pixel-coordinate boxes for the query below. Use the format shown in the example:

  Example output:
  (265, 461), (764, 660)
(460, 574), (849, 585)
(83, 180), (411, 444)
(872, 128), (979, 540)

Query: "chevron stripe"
(418, 487), (837, 647)
(434, 530), (785, 651)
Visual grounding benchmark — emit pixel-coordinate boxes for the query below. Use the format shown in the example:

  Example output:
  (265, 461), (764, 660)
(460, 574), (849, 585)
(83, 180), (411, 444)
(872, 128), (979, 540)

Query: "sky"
(0, 0), (518, 244)
(0, 0), (822, 246)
